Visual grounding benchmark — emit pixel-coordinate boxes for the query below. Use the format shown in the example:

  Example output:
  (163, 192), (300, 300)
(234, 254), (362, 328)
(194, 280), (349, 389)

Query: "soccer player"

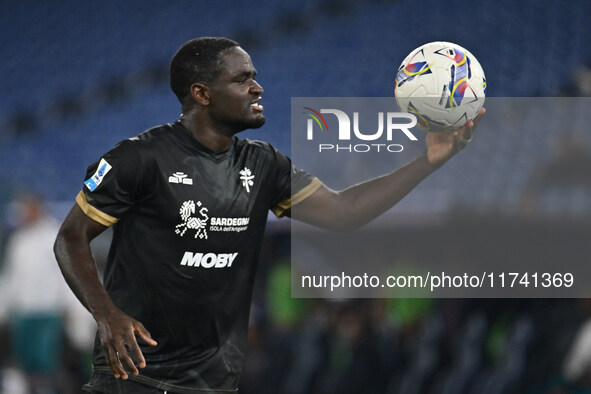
(54, 37), (484, 393)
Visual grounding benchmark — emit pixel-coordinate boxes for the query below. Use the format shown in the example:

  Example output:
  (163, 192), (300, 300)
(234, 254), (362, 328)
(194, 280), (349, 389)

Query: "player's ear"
(190, 83), (210, 105)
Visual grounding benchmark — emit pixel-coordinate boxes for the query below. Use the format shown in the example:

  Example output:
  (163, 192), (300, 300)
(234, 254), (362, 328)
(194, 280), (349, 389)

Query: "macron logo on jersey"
(180, 252), (238, 268)
(84, 158), (112, 191)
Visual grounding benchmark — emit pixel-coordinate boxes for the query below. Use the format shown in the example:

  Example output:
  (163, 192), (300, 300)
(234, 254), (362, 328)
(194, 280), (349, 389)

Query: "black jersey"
(76, 121), (320, 392)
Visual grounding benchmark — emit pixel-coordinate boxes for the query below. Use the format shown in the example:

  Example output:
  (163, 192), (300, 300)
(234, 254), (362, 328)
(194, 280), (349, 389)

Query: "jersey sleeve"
(76, 139), (145, 227)
(269, 148), (322, 218)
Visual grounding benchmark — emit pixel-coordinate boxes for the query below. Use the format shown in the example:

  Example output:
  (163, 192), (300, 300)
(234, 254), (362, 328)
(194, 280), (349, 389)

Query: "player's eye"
(236, 73), (256, 84)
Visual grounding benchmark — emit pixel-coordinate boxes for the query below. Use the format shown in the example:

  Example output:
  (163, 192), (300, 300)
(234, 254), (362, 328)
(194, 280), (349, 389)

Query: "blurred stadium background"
(1, 0), (591, 393)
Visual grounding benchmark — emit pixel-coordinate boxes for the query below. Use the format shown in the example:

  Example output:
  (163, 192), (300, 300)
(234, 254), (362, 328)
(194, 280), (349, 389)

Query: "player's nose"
(250, 80), (263, 94)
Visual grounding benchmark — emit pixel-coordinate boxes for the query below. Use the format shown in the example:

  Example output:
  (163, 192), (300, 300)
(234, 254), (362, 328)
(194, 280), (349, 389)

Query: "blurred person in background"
(562, 299), (591, 389)
(0, 193), (68, 394)
(0, 193), (96, 394)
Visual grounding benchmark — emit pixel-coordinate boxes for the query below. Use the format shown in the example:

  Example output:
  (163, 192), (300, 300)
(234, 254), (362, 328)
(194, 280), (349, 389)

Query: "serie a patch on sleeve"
(84, 158), (112, 192)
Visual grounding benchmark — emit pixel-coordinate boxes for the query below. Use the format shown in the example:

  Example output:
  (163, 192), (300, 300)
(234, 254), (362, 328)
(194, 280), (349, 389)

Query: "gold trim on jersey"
(76, 190), (119, 227)
(272, 177), (322, 218)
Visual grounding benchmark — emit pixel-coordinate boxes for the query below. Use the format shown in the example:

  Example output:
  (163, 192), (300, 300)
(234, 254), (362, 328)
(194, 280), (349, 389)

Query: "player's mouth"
(250, 99), (264, 112)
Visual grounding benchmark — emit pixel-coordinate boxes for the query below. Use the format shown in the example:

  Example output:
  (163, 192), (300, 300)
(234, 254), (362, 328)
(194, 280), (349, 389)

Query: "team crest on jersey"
(84, 158), (112, 192)
(239, 167), (254, 193)
(175, 200), (209, 239)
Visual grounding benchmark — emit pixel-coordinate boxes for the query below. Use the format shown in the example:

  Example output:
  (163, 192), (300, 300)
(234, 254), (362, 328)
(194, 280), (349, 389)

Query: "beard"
(226, 112), (266, 133)
(246, 114), (266, 129)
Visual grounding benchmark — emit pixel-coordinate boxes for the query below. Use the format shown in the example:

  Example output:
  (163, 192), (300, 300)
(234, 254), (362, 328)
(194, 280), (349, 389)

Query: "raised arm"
(291, 108), (485, 231)
(53, 204), (157, 379)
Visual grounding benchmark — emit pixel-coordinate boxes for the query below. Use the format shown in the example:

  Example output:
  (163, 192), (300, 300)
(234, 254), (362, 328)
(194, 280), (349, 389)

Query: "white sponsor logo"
(210, 217), (250, 226)
(239, 167), (254, 193)
(175, 200), (209, 239)
(208, 217), (250, 233)
(169, 172), (193, 185)
(175, 201), (252, 236)
(180, 252), (238, 268)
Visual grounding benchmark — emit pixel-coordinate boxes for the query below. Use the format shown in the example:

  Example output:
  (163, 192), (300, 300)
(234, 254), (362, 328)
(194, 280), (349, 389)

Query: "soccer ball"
(394, 41), (486, 132)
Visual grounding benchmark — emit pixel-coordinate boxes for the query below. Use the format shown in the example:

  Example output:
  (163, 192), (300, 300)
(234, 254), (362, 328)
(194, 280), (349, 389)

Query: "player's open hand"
(425, 107), (486, 167)
(95, 306), (158, 379)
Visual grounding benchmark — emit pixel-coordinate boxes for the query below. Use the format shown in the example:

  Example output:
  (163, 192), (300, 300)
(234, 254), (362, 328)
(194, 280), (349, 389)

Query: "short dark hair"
(170, 37), (239, 104)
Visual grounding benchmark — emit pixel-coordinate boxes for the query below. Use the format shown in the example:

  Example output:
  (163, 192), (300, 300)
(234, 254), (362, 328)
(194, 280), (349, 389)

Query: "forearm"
(294, 152), (437, 231)
(54, 205), (157, 378)
(293, 109), (486, 231)
(339, 152), (435, 224)
(334, 152), (435, 229)
(54, 220), (116, 319)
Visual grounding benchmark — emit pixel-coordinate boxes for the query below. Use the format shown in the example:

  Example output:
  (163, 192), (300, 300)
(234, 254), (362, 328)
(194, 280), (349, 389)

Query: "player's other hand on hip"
(95, 306), (158, 379)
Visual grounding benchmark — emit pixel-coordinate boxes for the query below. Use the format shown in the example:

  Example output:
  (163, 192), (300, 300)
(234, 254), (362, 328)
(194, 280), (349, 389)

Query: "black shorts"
(82, 372), (167, 394)
(83, 370), (238, 393)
